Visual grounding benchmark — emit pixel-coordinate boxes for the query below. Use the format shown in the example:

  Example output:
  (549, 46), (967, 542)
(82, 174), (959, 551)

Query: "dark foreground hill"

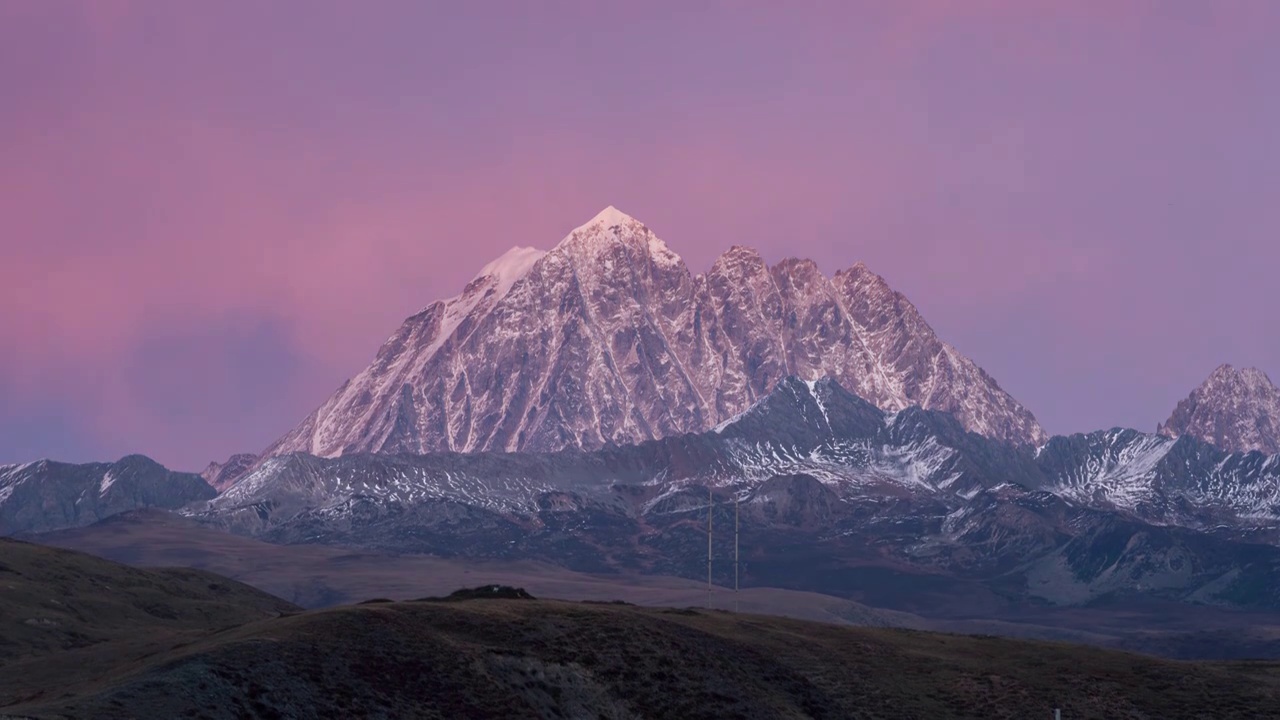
(3, 540), (1280, 719)
(0, 537), (295, 661)
(0, 537), (297, 718)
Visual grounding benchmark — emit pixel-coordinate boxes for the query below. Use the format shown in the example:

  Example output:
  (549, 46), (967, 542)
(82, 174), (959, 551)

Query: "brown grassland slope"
(1, 535), (1278, 719)
(0, 537), (296, 660)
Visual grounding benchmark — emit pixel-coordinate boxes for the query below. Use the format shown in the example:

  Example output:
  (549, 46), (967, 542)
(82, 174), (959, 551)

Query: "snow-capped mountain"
(266, 206), (1046, 459)
(1159, 364), (1280, 454)
(0, 456), (215, 535)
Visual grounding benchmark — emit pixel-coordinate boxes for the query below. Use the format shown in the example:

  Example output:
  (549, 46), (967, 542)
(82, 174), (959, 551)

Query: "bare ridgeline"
(4, 209), (1280, 718)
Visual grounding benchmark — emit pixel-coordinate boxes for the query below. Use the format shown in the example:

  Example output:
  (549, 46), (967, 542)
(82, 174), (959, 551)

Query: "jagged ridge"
(1159, 364), (1280, 454)
(267, 207), (1046, 459)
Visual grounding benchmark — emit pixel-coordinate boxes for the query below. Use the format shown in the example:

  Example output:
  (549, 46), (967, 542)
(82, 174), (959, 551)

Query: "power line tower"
(734, 489), (740, 613)
(706, 484), (713, 595)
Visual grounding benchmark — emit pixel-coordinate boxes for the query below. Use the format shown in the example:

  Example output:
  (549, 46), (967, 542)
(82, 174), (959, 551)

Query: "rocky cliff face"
(200, 453), (258, 493)
(1159, 364), (1280, 454)
(267, 207), (1045, 458)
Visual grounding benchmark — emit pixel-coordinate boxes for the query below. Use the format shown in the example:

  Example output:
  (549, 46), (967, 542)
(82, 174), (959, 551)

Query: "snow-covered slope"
(1036, 430), (1177, 512)
(1159, 364), (1280, 454)
(210, 376), (1280, 537)
(1036, 428), (1280, 526)
(189, 375), (1280, 609)
(267, 207), (1046, 459)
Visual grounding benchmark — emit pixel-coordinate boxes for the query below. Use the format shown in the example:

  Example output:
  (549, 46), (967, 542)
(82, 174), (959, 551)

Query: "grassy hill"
(2, 537), (1279, 719)
(0, 537), (296, 660)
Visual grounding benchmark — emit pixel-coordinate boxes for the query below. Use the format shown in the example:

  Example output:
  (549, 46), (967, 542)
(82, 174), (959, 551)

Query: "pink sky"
(2, 1), (1278, 470)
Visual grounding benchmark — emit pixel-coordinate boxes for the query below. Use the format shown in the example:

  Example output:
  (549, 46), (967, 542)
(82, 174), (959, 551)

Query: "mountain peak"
(473, 246), (547, 296)
(838, 260), (888, 287)
(200, 453), (259, 493)
(1207, 364), (1274, 387)
(715, 375), (885, 442)
(554, 205), (682, 269)
(709, 245), (768, 279)
(572, 205), (640, 234)
(715, 244), (765, 264)
(1159, 364), (1280, 454)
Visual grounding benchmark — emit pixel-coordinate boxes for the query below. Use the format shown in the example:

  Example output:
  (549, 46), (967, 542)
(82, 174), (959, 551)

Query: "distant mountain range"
(3, 207), (1280, 625)
(186, 375), (1280, 610)
(8, 375), (1276, 612)
(0, 455), (213, 534)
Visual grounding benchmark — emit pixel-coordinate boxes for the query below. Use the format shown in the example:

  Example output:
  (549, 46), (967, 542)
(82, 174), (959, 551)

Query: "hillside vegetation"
(2, 538), (1278, 719)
